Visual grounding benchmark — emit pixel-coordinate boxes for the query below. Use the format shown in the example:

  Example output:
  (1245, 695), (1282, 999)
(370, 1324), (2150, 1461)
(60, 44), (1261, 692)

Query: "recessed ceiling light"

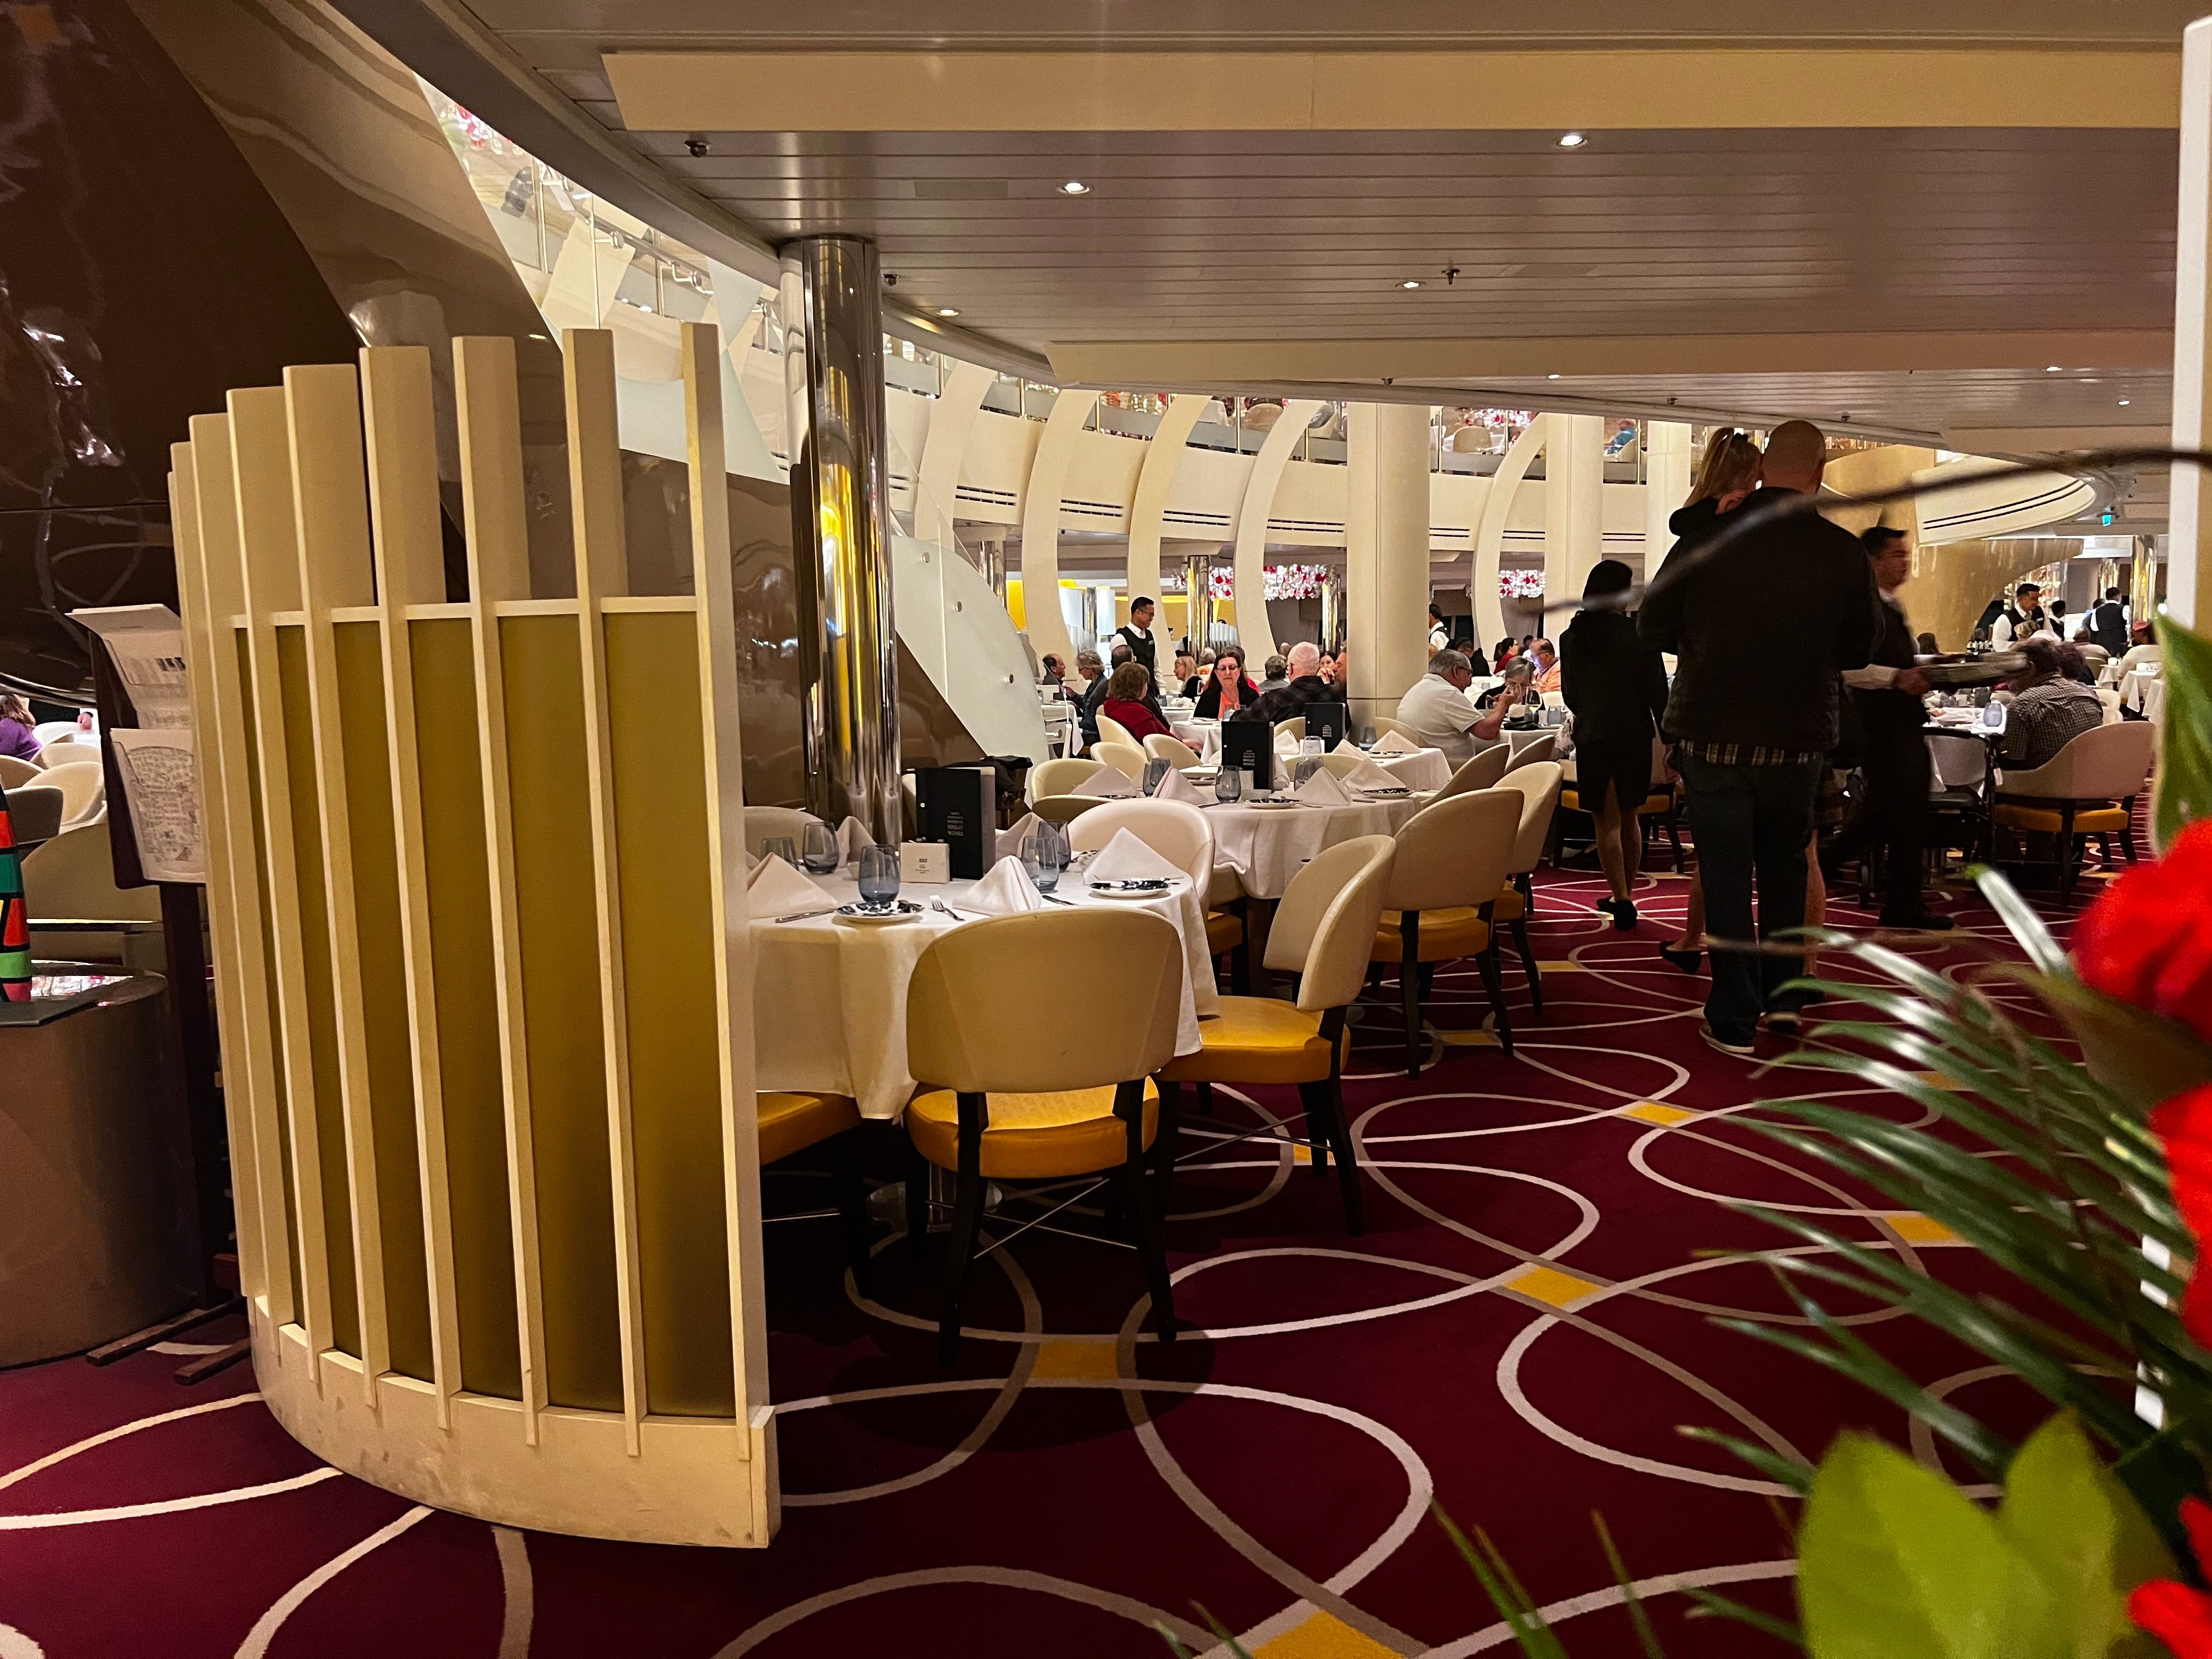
(1400, 279), (1423, 290)
(2119, 398), (2132, 406)
(2047, 364), (2064, 372)
(1060, 179), (1090, 195)
(1557, 132), (1587, 148)
(1548, 374), (1561, 380)
(936, 307), (960, 317)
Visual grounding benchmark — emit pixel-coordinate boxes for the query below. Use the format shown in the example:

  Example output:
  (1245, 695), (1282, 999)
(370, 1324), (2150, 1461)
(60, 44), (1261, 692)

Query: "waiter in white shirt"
(1115, 596), (1159, 684)
(1988, 582), (2046, 648)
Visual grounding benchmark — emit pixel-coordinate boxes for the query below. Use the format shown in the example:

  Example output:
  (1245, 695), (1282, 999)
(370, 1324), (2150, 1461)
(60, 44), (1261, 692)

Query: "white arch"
(1543, 413), (1606, 614)
(1230, 400), (1324, 647)
(1125, 393), (1207, 614)
(1644, 420), (1692, 574)
(915, 359), (997, 553)
(1472, 413), (1550, 650)
(1017, 388), (1102, 666)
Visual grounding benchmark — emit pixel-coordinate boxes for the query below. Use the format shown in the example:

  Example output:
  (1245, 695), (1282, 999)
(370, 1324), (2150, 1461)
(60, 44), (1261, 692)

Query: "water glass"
(1359, 725), (1377, 749)
(1301, 736), (1324, 758)
(762, 836), (799, 868)
(1293, 756), (1322, 788)
(1143, 757), (1171, 794)
(1214, 766), (1243, 804)
(1239, 767), (1258, 800)
(800, 822), (839, 873)
(1021, 822), (1069, 893)
(856, 844), (901, 906)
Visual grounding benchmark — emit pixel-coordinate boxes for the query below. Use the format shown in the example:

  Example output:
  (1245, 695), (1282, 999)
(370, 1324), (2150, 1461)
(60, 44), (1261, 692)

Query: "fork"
(773, 908), (837, 924)
(931, 898), (977, 921)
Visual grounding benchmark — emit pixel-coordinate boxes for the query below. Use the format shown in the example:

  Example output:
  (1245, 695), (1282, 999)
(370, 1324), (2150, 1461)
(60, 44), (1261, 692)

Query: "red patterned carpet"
(0, 851), (2106, 1658)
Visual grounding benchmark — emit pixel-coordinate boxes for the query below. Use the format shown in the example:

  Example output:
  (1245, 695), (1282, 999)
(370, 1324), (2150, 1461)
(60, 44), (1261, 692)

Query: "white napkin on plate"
(964, 857), (1047, 914)
(834, 816), (875, 866)
(1340, 754), (1400, 790)
(746, 857), (834, 919)
(1295, 768), (1352, 807)
(1370, 730), (1422, 755)
(1072, 763), (1138, 799)
(1083, 827), (1187, 887)
(995, 811), (1043, 864)
(1152, 765), (1209, 805)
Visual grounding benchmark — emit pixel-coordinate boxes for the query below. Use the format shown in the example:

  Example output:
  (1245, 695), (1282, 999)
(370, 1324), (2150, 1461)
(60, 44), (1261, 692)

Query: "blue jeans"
(1678, 754), (1823, 1044)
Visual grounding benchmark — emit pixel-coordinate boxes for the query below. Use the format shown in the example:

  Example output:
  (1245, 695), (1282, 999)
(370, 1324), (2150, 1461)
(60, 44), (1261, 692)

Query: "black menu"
(911, 765), (995, 877)
(1218, 719), (1274, 790)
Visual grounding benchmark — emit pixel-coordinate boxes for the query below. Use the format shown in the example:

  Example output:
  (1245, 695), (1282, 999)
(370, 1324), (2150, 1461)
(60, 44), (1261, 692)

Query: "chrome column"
(1184, 550), (1214, 651)
(780, 236), (901, 841)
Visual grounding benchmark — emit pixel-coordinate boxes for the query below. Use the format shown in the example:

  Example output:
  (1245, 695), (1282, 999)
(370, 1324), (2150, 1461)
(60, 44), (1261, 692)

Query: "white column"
(1543, 413), (1606, 622)
(2171, 17), (2212, 629)
(1644, 421), (1692, 577)
(1346, 402), (1431, 727)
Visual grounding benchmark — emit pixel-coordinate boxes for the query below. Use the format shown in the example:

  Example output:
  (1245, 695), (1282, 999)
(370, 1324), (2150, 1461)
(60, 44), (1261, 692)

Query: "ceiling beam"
(605, 48), (2181, 134)
(1043, 331), (2172, 387)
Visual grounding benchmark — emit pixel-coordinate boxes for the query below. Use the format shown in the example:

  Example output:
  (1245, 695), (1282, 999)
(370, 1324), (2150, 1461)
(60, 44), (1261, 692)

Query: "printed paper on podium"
(108, 727), (205, 883)
(69, 605), (191, 729)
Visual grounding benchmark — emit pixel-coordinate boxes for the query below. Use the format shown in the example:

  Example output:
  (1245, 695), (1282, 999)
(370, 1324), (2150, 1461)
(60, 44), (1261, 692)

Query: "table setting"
(745, 826), (1214, 1119)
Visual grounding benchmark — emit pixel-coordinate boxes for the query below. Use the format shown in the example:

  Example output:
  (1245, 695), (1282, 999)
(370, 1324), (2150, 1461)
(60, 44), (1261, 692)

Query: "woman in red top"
(1099, 663), (1188, 747)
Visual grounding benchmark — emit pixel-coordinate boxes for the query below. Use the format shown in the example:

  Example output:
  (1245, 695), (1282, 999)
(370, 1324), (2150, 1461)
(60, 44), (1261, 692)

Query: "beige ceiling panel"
(1046, 331), (2172, 386)
(606, 49), (2180, 134)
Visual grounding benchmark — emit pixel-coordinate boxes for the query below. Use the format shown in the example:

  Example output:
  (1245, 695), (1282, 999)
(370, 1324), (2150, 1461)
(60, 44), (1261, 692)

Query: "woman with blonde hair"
(1672, 428), (1763, 546)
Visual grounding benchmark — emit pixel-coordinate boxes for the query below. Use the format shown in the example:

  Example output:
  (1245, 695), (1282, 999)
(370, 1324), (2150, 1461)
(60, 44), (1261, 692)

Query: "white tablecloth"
(752, 867), (1215, 1120)
(1371, 747), (1450, 791)
(2122, 669), (2165, 721)
(1204, 797), (1412, 899)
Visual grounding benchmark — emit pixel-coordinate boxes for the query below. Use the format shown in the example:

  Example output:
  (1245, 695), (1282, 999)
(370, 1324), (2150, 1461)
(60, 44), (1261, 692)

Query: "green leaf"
(1593, 1513), (1668, 1659)
(2153, 614), (2212, 850)
(1434, 1506), (1570, 1659)
(2111, 1427), (2212, 1578)
(1966, 865), (2070, 976)
(1997, 1413), (2178, 1659)
(2013, 972), (2212, 1119)
(1679, 1587), (1805, 1648)
(1797, 1434), (2056, 1659)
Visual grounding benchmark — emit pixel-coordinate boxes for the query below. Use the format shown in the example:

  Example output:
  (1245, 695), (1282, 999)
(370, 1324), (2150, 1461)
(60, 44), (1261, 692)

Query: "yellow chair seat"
(1205, 909), (1244, 955)
(1157, 996), (1336, 1086)
(758, 1091), (861, 1166)
(1491, 885), (1526, 922)
(1370, 907), (1491, 964)
(907, 1080), (1159, 1179)
(1992, 800), (2128, 836)
(1561, 786), (1672, 816)
(1559, 787), (1580, 812)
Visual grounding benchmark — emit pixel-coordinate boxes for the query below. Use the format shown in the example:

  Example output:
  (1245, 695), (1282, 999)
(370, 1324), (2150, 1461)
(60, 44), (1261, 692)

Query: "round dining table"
(751, 865), (1216, 1120)
(1203, 789), (1429, 899)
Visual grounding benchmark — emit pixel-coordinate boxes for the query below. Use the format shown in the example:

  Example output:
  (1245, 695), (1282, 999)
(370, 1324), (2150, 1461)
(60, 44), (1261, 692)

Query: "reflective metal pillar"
(781, 235), (901, 842)
(1184, 551), (1214, 652)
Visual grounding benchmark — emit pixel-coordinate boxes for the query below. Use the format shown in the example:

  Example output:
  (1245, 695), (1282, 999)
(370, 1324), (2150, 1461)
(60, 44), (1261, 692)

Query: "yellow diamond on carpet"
(1291, 1142), (1313, 1165)
(1536, 961), (1584, 972)
(1505, 1264), (1606, 1309)
(1623, 1101), (1697, 1126)
(1884, 1213), (1959, 1245)
(1912, 1071), (1971, 1091)
(1028, 1339), (1121, 1380)
(1254, 1611), (1403, 1659)
(1438, 1029), (1500, 1047)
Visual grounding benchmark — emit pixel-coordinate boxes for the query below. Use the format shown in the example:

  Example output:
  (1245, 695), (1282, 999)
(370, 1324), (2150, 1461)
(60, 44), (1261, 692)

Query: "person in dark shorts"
(1561, 558), (1671, 930)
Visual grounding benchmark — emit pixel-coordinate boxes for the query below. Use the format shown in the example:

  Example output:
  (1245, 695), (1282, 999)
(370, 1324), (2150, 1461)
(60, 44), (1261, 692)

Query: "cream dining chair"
(0, 754), (42, 789)
(1030, 794), (1103, 827)
(1432, 744), (1511, 802)
(1991, 721), (2158, 895)
(36, 759), (105, 831)
(1092, 740), (1148, 783)
(904, 907), (1186, 1363)
(1367, 789), (1522, 1073)
(1068, 795), (1244, 985)
(1369, 715), (1417, 743)
(1156, 834), (1395, 1233)
(743, 804), (827, 857)
(1502, 733), (1559, 774)
(1143, 731), (1202, 770)
(1031, 756), (1103, 800)
(1095, 710), (1138, 750)
(1491, 760), (1565, 1012)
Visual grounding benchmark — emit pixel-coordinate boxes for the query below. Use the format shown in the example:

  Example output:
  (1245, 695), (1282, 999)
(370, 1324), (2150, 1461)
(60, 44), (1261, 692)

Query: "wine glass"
(763, 836), (799, 868)
(800, 822), (839, 873)
(1021, 822), (1068, 893)
(1214, 766), (1242, 804)
(856, 844), (901, 907)
(1143, 757), (1171, 794)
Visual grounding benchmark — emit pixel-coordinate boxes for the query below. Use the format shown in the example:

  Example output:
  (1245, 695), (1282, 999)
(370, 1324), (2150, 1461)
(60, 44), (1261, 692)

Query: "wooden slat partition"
(185, 418), (299, 1333)
(228, 388), (349, 1378)
(180, 325), (773, 1545)
(561, 329), (647, 1447)
(452, 334), (550, 1435)
(166, 447), (270, 1311)
(360, 346), (466, 1421)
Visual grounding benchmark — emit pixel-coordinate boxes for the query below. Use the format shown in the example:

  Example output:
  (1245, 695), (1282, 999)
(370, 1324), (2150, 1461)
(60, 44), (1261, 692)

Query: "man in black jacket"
(2087, 587), (2130, 654)
(1826, 528), (1949, 930)
(1114, 597), (1160, 683)
(1639, 420), (1882, 1054)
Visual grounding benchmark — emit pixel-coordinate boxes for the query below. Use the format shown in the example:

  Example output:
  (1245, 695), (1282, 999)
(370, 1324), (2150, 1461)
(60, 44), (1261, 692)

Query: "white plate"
(1243, 799), (1304, 811)
(1087, 881), (1175, 900)
(834, 901), (925, 926)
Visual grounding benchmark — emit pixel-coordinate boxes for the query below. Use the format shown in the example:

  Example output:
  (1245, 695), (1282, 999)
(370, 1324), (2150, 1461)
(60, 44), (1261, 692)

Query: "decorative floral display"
(1499, 569), (1546, 599)
(2075, 819), (2212, 1047)
(1161, 566), (1334, 601)
(2132, 1497), (2212, 1655)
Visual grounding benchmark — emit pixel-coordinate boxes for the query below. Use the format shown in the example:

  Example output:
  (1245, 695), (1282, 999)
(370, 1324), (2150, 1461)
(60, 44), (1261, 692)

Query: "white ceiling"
(335, 1), (2194, 514)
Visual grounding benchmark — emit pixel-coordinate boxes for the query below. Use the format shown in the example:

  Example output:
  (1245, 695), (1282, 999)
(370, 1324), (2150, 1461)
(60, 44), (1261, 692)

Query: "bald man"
(1639, 419), (1882, 1056)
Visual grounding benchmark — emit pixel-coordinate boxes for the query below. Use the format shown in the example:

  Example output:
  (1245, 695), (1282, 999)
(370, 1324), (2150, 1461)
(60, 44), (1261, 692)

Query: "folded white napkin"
(1083, 827), (1186, 887)
(1152, 765), (1208, 805)
(1340, 754), (1399, 790)
(995, 811), (1042, 864)
(1370, 730), (1423, 755)
(1072, 763), (1138, 799)
(834, 816), (875, 866)
(746, 856), (835, 919)
(1295, 768), (1352, 807)
(964, 856), (1047, 914)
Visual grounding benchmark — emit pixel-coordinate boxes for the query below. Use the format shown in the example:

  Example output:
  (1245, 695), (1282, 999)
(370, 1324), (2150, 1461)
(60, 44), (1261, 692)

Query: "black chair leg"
(1301, 1069), (1364, 1236)
(2123, 799), (2140, 862)
(936, 1102), (988, 1366)
(904, 1146), (932, 1267)
(1667, 818), (1684, 872)
(830, 1129), (875, 1294)
(1510, 915), (1542, 1017)
(1231, 897), (1252, 994)
(1479, 943), (1515, 1058)
(1150, 1080), (1182, 1212)
(1118, 1082), (1176, 1341)
(1399, 912), (1423, 1077)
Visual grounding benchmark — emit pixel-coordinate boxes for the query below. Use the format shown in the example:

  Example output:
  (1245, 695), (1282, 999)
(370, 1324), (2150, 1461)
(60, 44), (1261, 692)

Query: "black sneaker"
(1609, 900), (1639, 932)
(1700, 1023), (1758, 1058)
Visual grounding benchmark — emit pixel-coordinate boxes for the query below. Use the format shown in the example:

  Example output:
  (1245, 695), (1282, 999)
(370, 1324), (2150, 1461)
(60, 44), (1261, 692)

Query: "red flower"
(2075, 820), (2212, 1048)
(2131, 1497), (2212, 1656)
(2154, 1086), (2212, 1348)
